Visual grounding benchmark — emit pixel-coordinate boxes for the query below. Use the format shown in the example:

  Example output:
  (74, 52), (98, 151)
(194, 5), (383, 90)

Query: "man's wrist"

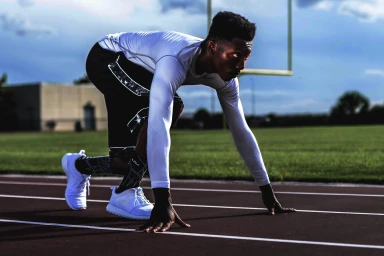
(259, 183), (273, 194)
(152, 188), (172, 206)
(259, 183), (279, 206)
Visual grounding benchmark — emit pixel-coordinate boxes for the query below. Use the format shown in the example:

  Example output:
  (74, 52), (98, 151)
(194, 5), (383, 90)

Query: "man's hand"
(137, 188), (190, 233)
(259, 184), (296, 215)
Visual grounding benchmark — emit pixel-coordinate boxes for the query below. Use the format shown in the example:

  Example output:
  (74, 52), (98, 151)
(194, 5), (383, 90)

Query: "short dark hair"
(206, 11), (256, 42)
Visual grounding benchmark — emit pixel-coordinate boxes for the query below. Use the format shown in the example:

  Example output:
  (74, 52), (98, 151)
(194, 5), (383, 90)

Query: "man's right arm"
(138, 56), (190, 232)
(146, 56), (184, 189)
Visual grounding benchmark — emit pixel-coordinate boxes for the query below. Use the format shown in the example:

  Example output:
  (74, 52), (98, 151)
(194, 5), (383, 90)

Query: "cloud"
(296, 0), (324, 8)
(0, 0), (207, 39)
(244, 98), (329, 115)
(314, 1), (335, 10)
(296, 0), (384, 23)
(240, 89), (294, 97)
(0, 13), (55, 37)
(296, 0), (336, 10)
(364, 69), (384, 77)
(158, 0), (281, 18)
(338, 0), (384, 23)
(371, 99), (384, 106)
(22, 0), (157, 20)
(280, 98), (318, 109)
(178, 89), (212, 99)
(0, 0), (281, 39)
(159, 0), (205, 14)
(18, 0), (33, 7)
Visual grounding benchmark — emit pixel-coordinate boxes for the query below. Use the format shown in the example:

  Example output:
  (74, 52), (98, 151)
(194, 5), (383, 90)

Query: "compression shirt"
(98, 31), (270, 188)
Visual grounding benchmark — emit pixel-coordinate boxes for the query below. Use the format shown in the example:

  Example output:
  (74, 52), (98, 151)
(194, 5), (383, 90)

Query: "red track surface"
(0, 176), (383, 255)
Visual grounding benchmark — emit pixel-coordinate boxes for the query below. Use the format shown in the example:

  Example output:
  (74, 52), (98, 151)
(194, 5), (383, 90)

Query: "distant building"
(4, 82), (107, 131)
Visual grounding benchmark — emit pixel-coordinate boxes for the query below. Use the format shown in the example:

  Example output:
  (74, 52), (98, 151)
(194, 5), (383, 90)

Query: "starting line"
(0, 194), (383, 217)
(1, 218), (383, 250)
(0, 180), (383, 197)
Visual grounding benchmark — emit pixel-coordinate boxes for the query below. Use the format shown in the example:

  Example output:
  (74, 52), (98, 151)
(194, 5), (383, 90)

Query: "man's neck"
(195, 51), (214, 75)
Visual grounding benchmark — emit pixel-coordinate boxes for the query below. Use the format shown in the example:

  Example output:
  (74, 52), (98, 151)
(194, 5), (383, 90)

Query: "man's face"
(210, 37), (252, 81)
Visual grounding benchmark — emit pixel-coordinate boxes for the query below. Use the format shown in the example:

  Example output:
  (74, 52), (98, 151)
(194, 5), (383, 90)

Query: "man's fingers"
(277, 207), (296, 213)
(137, 206), (190, 233)
(267, 205), (296, 215)
(152, 222), (164, 233)
(137, 220), (156, 233)
(143, 226), (154, 233)
(160, 221), (174, 232)
(268, 202), (296, 214)
(174, 212), (191, 228)
(274, 202), (296, 213)
(137, 222), (153, 231)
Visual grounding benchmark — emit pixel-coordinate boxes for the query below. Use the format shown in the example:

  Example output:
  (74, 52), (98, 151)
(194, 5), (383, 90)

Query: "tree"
(0, 73), (17, 130)
(0, 73), (9, 105)
(74, 74), (91, 85)
(330, 91), (370, 117)
(369, 103), (384, 124)
(193, 108), (211, 129)
(0, 73), (6, 87)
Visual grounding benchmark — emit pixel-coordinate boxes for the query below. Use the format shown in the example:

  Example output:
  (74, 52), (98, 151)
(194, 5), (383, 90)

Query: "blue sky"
(1, 0), (383, 115)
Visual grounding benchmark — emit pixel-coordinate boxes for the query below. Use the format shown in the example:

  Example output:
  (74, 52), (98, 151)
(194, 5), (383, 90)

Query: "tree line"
(176, 91), (384, 129)
(260, 91), (384, 127)
(1, 73), (383, 131)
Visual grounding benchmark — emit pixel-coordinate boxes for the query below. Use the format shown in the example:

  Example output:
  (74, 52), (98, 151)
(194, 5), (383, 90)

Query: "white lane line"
(0, 181), (383, 197)
(0, 194), (383, 216)
(175, 204), (384, 216)
(2, 174), (384, 188)
(0, 218), (383, 249)
(0, 181), (110, 188)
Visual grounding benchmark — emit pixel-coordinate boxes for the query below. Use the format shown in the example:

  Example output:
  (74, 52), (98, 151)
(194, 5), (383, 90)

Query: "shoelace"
(135, 188), (151, 205)
(78, 150), (91, 196)
(81, 175), (91, 196)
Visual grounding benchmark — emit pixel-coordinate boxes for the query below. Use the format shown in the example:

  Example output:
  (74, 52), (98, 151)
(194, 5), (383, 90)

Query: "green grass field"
(0, 125), (383, 184)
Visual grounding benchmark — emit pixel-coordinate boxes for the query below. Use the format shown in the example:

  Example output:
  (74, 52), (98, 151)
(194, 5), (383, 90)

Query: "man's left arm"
(217, 79), (295, 215)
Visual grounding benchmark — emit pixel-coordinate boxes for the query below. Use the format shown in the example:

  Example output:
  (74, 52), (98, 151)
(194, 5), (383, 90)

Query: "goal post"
(240, 68), (292, 76)
(239, 0), (293, 77)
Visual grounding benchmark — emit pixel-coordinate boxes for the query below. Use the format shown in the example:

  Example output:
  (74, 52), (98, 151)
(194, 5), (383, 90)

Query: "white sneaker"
(61, 150), (91, 210)
(106, 186), (153, 220)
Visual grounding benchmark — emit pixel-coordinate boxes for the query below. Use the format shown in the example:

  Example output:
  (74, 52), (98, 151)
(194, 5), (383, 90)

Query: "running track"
(0, 175), (383, 255)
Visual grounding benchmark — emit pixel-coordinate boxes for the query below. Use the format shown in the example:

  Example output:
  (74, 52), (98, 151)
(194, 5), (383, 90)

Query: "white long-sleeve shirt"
(98, 31), (270, 188)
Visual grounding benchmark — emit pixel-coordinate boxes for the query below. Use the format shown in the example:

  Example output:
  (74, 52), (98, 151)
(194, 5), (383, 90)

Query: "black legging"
(86, 43), (184, 148)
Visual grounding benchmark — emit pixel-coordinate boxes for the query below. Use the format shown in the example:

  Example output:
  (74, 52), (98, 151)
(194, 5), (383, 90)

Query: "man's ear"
(207, 40), (217, 54)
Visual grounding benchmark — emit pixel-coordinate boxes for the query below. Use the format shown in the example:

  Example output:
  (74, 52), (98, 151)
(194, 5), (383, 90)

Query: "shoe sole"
(62, 153), (87, 211)
(106, 204), (150, 220)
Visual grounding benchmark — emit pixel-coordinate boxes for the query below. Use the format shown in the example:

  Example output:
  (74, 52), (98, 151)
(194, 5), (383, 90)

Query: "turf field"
(0, 125), (383, 184)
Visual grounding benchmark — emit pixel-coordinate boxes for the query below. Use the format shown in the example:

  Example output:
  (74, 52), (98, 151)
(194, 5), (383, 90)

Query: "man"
(62, 11), (295, 232)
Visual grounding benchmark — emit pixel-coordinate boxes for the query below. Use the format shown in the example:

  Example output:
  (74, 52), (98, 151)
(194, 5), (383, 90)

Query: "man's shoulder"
(165, 31), (203, 41)
(121, 31), (202, 52)
(158, 31), (203, 48)
(125, 31), (202, 42)
(225, 77), (240, 87)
